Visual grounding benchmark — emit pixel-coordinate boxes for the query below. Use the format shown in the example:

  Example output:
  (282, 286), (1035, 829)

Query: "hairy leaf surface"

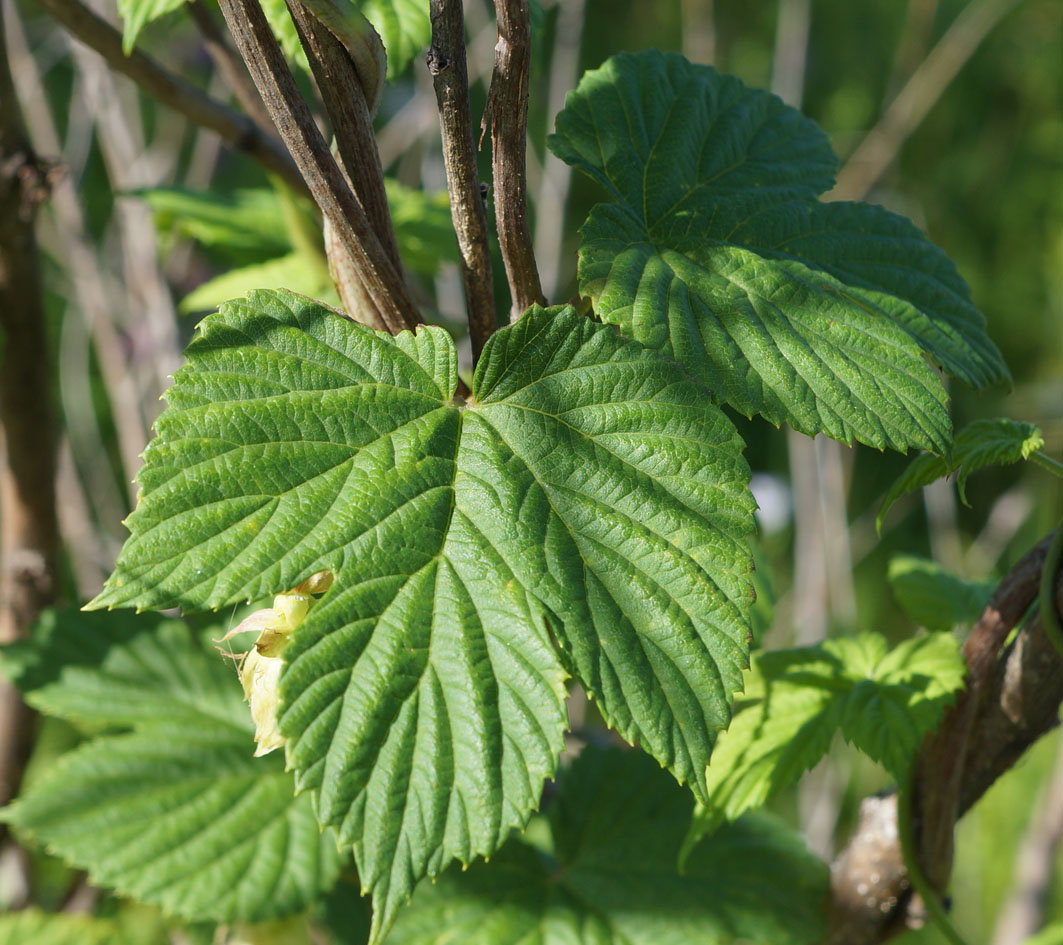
(683, 632), (965, 856)
(549, 51), (1009, 451)
(878, 418), (1045, 528)
(387, 747), (827, 945)
(88, 291), (755, 940)
(1, 611), (342, 922)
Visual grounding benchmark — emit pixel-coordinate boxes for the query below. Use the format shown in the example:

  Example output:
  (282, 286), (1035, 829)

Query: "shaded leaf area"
(88, 290), (755, 942)
(0, 908), (164, 945)
(386, 746), (827, 945)
(878, 417), (1045, 529)
(888, 556), (996, 632)
(682, 632), (965, 858)
(0, 609), (343, 923)
(549, 50), (1009, 452)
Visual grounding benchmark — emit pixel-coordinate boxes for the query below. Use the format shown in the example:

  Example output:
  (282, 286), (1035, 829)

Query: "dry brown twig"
(486, 0), (543, 322)
(429, 0), (496, 359)
(216, 0), (418, 335)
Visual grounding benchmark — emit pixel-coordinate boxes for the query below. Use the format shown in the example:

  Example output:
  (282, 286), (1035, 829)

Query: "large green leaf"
(88, 290), (755, 940)
(1, 611), (343, 923)
(549, 51), (1009, 452)
(877, 417), (1045, 529)
(683, 632), (965, 856)
(386, 747), (828, 945)
(888, 556), (996, 631)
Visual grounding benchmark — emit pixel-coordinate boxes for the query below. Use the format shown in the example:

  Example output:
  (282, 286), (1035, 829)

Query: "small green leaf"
(137, 187), (292, 264)
(888, 556), (996, 631)
(385, 180), (458, 278)
(0, 909), (160, 945)
(550, 51), (1009, 452)
(684, 632), (965, 855)
(116, 0), (184, 52)
(89, 291), (755, 941)
(179, 253), (337, 315)
(360, 0), (430, 78)
(878, 418), (1044, 529)
(1, 611), (342, 923)
(387, 747), (828, 945)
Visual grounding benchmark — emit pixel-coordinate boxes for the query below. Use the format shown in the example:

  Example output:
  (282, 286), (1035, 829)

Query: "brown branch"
(285, 0), (403, 279)
(825, 531), (1063, 945)
(0, 12), (57, 824)
(487, 0), (543, 322)
(34, 0), (308, 199)
(186, 0), (276, 140)
(429, 0), (496, 360)
(216, 0), (419, 334)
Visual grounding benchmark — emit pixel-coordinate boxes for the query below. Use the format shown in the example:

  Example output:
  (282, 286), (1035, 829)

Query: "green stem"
(897, 766), (970, 945)
(1031, 451), (1063, 478)
(1040, 523), (1063, 659)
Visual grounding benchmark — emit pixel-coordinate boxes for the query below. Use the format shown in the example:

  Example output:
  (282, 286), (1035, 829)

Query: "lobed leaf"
(888, 556), (996, 631)
(1, 610), (342, 923)
(683, 632), (965, 856)
(386, 747), (828, 945)
(88, 290), (755, 941)
(549, 51), (1009, 452)
(877, 418), (1044, 529)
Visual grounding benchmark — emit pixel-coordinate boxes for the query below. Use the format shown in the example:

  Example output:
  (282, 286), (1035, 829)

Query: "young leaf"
(88, 291), (755, 941)
(684, 632), (965, 854)
(386, 747), (828, 945)
(877, 417), (1045, 528)
(137, 187), (293, 264)
(179, 253), (337, 315)
(549, 51), (1010, 452)
(1, 611), (343, 923)
(117, 0), (184, 53)
(888, 556), (996, 631)
(360, 0), (431, 79)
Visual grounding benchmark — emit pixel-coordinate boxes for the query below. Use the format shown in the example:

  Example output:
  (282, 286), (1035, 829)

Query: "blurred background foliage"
(4, 0), (1062, 942)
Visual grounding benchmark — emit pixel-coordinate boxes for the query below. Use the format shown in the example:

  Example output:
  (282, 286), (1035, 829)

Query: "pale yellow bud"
(218, 574), (332, 757)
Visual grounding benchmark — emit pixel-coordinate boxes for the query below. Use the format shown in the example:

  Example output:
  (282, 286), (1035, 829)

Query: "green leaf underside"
(549, 50), (1009, 452)
(878, 418), (1045, 529)
(387, 747), (827, 945)
(683, 632), (965, 856)
(888, 556), (996, 631)
(88, 290), (756, 941)
(362, 0), (431, 78)
(1, 611), (342, 923)
(117, 0), (184, 52)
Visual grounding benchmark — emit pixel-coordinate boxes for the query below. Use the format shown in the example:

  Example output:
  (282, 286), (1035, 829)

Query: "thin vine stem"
(1032, 451), (1063, 478)
(1040, 524), (1063, 659)
(898, 765), (970, 945)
